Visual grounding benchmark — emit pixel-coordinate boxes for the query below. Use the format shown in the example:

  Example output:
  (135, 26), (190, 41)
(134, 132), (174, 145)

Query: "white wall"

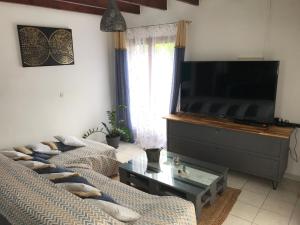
(124, 0), (300, 178)
(0, 2), (114, 147)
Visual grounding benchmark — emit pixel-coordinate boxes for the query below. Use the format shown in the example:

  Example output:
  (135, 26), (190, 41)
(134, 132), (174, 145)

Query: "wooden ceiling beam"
(0, 0), (141, 15)
(64, 0), (140, 14)
(119, 0), (167, 10)
(176, 0), (199, 5)
(0, 0), (106, 15)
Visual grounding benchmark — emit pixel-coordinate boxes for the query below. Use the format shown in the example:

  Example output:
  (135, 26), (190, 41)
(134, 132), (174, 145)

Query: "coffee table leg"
(119, 169), (130, 185)
(209, 182), (217, 205)
(186, 194), (201, 222)
(149, 180), (159, 195)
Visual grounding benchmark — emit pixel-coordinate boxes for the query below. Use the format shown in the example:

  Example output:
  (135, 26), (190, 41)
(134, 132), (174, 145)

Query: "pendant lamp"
(100, 0), (127, 32)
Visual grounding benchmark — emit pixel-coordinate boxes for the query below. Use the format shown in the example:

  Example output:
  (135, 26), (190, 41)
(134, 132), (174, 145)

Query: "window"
(127, 25), (176, 148)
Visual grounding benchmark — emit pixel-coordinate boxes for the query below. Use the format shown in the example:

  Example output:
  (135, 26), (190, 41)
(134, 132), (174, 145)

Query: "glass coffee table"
(119, 150), (228, 221)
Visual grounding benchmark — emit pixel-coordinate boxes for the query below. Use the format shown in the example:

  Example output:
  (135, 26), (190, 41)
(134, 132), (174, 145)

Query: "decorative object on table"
(100, 0), (127, 32)
(177, 165), (190, 177)
(145, 148), (163, 173)
(82, 105), (131, 148)
(17, 25), (74, 67)
(145, 148), (162, 163)
(173, 155), (181, 166)
(146, 162), (161, 173)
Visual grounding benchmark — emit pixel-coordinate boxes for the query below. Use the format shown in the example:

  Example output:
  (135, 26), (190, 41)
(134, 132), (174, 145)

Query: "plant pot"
(106, 135), (120, 149)
(145, 148), (162, 163)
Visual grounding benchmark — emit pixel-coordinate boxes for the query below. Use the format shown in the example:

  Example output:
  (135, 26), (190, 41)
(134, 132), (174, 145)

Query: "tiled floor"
(116, 142), (300, 225)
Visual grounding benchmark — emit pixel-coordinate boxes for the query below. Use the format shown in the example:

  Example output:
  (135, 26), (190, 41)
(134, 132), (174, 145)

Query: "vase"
(145, 148), (162, 163)
(106, 136), (120, 149)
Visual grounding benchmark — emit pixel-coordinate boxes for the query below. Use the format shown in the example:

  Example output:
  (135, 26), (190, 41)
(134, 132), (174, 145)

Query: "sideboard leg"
(272, 181), (278, 190)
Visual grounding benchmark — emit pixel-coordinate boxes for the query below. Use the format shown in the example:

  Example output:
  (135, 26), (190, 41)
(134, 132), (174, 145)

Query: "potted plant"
(83, 106), (131, 148)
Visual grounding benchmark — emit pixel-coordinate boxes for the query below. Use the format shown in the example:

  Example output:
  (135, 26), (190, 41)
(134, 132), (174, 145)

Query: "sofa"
(49, 139), (120, 177)
(0, 148), (196, 225)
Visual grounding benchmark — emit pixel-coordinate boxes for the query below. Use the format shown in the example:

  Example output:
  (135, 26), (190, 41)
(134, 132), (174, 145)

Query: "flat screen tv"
(180, 61), (279, 124)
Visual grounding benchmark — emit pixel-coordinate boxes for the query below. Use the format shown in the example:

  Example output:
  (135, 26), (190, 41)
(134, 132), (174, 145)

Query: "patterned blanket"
(50, 139), (120, 177)
(0, 154), (197, 225)
(0, 154), (123, 225)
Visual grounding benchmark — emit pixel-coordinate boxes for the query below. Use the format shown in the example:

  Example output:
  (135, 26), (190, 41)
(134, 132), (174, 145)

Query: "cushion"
(14, 146), (33, 155)
(18, 160), (56, 169)
(56, 183), (101, 198)
(87, 193), (117, 203)
(55, 136), (86, 147)
(40, 172), (79, 181)
(52, 175), (92, 185)
(27, 143), (61, 155)
(85, 199), (141, 222)
(55, 142), (78, 152)
(32, 152), (51, 160)
(41, 141), (58, 150)
(1, 151), (33, 160)
(35, 166), (73, 174)
(32, 157), (50, 164)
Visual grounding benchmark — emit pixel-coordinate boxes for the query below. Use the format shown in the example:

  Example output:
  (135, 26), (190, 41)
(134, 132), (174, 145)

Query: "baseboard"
(284, 172), (300, 182)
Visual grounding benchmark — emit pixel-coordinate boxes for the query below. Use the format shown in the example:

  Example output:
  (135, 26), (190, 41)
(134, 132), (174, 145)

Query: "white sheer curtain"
(127, 24), (176, 149)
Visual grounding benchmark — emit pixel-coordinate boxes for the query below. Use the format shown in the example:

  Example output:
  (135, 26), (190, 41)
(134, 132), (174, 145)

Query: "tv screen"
(180, 61), (279, 124)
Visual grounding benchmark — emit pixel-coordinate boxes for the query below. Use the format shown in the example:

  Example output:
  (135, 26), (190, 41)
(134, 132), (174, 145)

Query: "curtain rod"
(128, 20), (192, 30)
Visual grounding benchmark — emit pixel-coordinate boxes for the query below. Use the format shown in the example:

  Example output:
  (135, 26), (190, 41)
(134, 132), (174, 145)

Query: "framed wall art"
(17, 25), (75, 67)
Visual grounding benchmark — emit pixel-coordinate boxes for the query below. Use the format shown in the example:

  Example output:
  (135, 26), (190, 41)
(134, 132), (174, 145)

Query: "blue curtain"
(115, 49), (134, 142)
(170, 47), (185, 114)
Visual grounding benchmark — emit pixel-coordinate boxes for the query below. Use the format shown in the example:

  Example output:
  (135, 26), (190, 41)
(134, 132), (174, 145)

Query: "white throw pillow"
(14, 146), (33, 155)
(56, 183), (101, 198)
(27, 143), (61, 155)
(55, 135), (86, 147)
(1, 150), (33, 160)
(86, 199), (141, 222)
(18, 160), (56, 169)
(40, 172), (79, 181)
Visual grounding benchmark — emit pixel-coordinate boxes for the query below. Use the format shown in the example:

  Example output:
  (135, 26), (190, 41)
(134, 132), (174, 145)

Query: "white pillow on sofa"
(1, 150), (33, 160)
(27, 143), (61, 155)
(40, 172), (79, 181)
(55, 135), (86, 147)
(86, 199), (141, 222)
(56, 183), (101, 198)
(18, 160), (56, 169)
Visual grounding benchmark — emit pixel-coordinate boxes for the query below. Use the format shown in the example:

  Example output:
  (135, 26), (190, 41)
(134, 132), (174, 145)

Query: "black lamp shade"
(100, 0), (127, 32)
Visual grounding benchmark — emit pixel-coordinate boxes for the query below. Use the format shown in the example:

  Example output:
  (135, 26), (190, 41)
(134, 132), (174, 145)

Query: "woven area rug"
(198, 187), (241, 225)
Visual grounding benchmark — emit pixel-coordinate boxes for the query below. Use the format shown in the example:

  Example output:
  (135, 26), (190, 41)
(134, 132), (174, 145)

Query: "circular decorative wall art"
(49, 29), (74, 65)
(18, 27), (50, 66)
(17, 25), (74, 67)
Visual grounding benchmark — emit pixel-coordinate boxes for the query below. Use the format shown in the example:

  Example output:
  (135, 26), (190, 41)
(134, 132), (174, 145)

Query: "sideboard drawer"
(168, 121), (217, 143)
(216, 129), (282, 158)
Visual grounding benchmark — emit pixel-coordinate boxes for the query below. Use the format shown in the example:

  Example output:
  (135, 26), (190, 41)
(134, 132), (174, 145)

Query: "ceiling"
(0, 0), (199, 16)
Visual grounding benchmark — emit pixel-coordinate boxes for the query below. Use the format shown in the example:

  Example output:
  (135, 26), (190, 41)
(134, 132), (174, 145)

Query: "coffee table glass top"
(125, 150), (220, 187)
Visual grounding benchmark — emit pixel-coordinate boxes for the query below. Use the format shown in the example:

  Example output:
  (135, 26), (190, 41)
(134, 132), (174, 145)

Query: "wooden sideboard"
(164, 113), (294, 189)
